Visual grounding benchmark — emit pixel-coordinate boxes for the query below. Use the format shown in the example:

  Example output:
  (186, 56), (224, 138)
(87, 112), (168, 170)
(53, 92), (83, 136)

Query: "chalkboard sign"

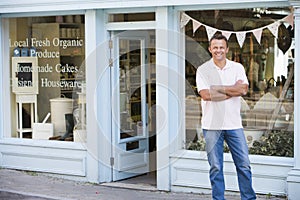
(12, 57), (38, 94)
(17, 62), (33, 87)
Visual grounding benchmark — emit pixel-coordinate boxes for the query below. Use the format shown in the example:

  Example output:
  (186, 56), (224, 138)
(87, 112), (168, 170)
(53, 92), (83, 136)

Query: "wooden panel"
(0, 143), (86, 176)
(170, 151), (293, 196)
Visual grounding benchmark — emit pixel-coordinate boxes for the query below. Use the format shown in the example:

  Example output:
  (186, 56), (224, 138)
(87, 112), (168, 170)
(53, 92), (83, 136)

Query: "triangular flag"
(283, 14), (294, 29)
(205, 26), (218, 41)
(180, 13), (191, 28)
(267, 21), (280, 38)
(222, 31), (232, 40)
(252, 28), (263, 44)
(192, 20), (202, 35)
(236, 32), (246, 48)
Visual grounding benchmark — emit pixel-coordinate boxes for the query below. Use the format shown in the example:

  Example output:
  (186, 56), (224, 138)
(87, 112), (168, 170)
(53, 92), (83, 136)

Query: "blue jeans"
(203, 129), (256, 200)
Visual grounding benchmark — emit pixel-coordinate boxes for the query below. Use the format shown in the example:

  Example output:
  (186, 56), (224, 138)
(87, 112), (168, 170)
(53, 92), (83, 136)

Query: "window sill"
(0, 137), (86, 150)
(170, 149), (294, 167)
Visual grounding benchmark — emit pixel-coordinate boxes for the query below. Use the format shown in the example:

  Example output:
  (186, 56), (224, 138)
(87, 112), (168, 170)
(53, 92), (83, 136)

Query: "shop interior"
(9, 15), (86, 141)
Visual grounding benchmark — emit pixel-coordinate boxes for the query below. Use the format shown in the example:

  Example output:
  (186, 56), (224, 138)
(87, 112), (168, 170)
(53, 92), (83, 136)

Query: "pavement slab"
(0, 169), (286, 200)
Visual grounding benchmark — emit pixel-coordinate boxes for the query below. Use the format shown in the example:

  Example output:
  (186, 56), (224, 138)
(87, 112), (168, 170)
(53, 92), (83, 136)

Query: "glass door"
(111, 31), (150, 181)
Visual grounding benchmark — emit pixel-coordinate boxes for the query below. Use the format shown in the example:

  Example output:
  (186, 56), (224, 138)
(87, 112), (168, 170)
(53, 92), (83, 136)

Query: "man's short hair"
(209, 33), (228, 48)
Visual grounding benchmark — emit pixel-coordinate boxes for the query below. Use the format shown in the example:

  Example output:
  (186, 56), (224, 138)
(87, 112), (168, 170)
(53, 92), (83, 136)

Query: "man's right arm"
(199, 88), (230, 101)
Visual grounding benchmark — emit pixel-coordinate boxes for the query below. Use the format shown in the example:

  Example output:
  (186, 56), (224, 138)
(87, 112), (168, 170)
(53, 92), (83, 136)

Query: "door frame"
(102, 9), (158, 184)
(98, 8), (182, 192)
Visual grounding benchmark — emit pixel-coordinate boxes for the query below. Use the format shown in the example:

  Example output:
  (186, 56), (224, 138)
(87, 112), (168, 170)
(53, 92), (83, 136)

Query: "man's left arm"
(211, 80), (248, 97)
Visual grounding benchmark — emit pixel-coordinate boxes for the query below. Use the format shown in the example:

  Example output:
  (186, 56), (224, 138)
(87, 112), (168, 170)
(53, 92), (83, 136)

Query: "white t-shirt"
(196, 58), (249, 130)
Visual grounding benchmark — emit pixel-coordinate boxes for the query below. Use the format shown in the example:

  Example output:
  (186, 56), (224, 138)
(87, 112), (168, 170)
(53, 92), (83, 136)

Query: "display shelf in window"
(59, 23), (85, 39)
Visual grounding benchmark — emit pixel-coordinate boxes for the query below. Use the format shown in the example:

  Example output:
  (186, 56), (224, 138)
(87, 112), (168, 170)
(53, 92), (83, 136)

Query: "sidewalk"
(0, 168), (285, 200)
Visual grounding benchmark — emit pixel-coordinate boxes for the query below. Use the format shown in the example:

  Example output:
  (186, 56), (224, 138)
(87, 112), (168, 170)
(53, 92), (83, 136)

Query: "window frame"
(1, 11), (86, 144)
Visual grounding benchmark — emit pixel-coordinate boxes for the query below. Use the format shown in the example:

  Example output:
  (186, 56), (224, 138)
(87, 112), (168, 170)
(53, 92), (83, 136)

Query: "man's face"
(208, 39), (229, 62)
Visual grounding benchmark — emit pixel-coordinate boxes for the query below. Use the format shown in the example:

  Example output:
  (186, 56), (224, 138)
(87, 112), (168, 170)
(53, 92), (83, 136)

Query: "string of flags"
(180, 12), (294, 48)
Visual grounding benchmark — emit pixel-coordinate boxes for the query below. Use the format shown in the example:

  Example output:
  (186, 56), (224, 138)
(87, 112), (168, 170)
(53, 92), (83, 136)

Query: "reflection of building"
(0, 1), (299, 199)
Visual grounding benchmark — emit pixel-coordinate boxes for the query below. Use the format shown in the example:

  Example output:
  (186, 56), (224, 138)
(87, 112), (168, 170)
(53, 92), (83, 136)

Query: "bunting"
(267, 21), (280, 38)
(221, 31), (232, 40)
(180, 13), (191, 28)
(236, 32), (247, 48)
(252, 28), (263, 44)
(283, 14), (294, 29)
(205, 25), (218, 41)
(181, 12), (294, 48)
(192, 20), (201, 35)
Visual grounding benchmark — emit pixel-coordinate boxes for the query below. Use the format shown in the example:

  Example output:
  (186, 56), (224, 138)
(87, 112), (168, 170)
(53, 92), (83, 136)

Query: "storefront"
(0, 0), (299, 199)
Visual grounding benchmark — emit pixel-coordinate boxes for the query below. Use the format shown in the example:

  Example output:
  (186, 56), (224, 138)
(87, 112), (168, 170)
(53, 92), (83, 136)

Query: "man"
(196, 33), (256, 200)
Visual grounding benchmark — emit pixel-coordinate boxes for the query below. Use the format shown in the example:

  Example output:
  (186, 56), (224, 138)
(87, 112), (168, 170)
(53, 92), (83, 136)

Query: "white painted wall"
(0, 139), (87, 180)
(287, 6), (300, 200)
(171, 150), (294, 196)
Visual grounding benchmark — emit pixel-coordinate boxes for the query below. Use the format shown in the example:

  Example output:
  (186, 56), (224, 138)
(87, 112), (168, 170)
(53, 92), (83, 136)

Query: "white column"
(0, 16), (2, 139)
(94, 10), (112, 183)
(287, 6), (300, 200)
(156, 6), (182, 191)
(156, 6), (170, 191)
(85, 9), (110, 183)
(1, 18), (12, 138)
(167, 8), (184, 154)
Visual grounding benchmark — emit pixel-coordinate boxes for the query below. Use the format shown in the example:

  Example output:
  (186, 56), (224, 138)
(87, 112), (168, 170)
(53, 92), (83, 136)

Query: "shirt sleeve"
(236, 63), (249, 85)
(196, 66), (209, 93)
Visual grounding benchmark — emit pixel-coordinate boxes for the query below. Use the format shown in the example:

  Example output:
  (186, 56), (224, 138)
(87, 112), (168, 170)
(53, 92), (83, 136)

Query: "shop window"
(184, 8), (294, 157)
(7, 15), (86, 142)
